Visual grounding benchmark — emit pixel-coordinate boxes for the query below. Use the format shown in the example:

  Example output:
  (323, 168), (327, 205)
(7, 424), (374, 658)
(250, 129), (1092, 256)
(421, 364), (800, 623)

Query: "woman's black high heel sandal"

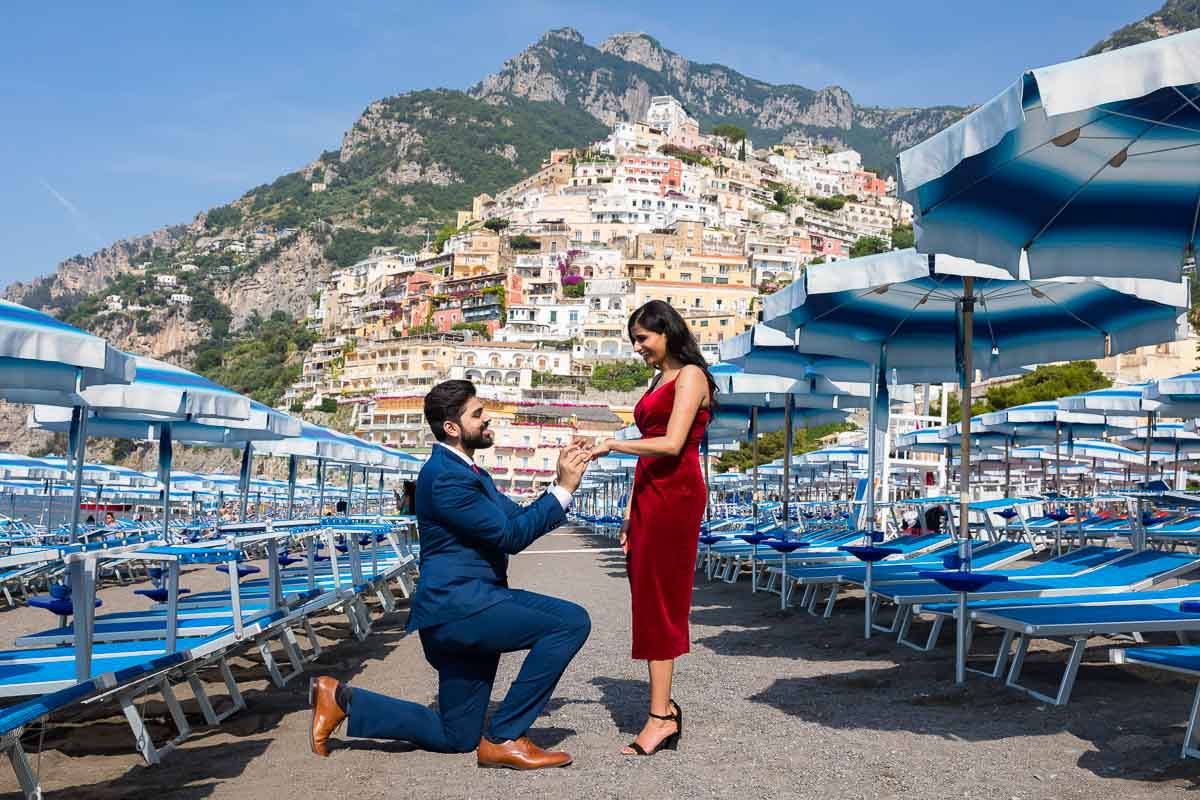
(625, 700), (682, 756)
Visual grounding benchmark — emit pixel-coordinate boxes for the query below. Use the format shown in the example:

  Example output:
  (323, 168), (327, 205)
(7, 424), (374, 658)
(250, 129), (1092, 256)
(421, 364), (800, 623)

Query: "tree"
(891, 223), (915, 250)
(431, 222), (458, 254)
(509, 234), (539, 251)
(933, 361), (1112, 423)
(589, 361), (654, 392)
(716, 422), (857, 473)
(809, 256), (826, 265)
(563, 282), (585, 298)
(205, 205), (243, 231)
(710, 124), (747, 143)
(738, 139), (747, 162)
(850, 236), (888, 258)
(483, 218), (510, 233)
(810, 195), (847, 212)
(319, 397), (338, 413)
(452, 322), (491, 339)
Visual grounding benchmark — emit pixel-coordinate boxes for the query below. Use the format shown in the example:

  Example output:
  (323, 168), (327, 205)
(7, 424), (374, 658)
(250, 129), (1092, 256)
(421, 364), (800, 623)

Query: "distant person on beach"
(85, 515), (95, 525)
(309, 379), (591, 769)
(104, 511), (116, 526)
(587, 300), (715, 756)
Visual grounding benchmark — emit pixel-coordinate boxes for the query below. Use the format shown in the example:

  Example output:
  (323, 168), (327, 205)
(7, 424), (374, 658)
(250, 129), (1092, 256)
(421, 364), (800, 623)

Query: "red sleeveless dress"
(627, 376), (710, 661)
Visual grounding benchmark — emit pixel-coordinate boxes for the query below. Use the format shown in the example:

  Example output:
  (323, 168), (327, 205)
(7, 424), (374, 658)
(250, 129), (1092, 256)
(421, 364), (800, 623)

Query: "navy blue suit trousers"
(347, 590), (590, 752)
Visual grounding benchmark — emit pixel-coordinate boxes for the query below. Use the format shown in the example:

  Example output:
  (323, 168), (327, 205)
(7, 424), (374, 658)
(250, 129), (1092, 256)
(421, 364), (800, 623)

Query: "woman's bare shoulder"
(676, 365), (709, 396)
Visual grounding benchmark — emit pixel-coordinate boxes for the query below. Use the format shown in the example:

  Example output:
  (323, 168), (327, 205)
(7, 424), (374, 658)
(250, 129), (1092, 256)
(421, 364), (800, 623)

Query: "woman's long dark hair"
(627, 300), (718, 411)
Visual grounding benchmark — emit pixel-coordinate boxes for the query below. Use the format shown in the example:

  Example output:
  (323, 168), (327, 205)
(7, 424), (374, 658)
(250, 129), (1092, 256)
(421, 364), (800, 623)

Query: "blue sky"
(0, 0), (1161, 286)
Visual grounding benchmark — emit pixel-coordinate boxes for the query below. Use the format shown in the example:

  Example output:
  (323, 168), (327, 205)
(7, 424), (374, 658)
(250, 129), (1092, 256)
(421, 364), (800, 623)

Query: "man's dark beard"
(462, 427), (494, 450)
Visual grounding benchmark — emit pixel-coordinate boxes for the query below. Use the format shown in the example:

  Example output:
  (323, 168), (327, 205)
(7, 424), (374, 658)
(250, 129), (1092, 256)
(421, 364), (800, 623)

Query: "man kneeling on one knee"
(310, 379), (592, 769)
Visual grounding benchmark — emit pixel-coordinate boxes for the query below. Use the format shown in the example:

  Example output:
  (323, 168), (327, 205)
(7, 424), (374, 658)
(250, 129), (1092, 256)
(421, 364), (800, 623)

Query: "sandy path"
(0, 526), (1198, 798)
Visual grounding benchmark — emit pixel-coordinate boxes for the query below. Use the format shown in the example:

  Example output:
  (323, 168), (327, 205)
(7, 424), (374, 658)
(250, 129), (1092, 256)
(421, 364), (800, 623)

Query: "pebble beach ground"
(1, 524), (1199, 799)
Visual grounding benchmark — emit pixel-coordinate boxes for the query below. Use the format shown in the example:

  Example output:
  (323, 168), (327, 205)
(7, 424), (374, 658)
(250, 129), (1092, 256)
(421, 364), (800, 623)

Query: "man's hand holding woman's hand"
(555, 440), (591, 493)
(588, 438), (614, 461)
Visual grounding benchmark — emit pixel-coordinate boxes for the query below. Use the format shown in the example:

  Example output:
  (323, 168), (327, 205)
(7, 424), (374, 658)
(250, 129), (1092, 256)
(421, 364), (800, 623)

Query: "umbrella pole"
(1175, 440), (1182, 491)
(317, 459), (326, 514)
(751, 407), (759, 525)
(158, 425), (173, 544)
(67, 407), (88, 544)
(1144, 411), (1155, 489)
(286, 454), (298, 520)
(958, 277), (974, 551)
(866, 365), (878, 539)
(1004, 435), (1011, 499)
(782, 395), (793, 534)
(238, 441), (252, 523)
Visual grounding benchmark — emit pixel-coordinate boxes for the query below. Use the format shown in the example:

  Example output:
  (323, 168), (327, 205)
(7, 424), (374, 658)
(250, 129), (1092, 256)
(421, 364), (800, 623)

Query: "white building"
(179, 263), (199, 273)
(495, 303), (589, 343)
(155, 274), (178, 288)
(169, 293), (192, 305)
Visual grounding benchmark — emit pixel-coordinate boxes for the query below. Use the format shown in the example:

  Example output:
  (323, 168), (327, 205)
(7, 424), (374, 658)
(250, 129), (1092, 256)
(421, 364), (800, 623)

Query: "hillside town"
(271, 94), (1194, 499)
(268, 97), (909, 493)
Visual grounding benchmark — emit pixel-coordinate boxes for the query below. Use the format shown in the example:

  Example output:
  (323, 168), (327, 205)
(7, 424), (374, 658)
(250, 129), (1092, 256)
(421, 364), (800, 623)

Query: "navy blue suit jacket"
(406, 444), (567, 632)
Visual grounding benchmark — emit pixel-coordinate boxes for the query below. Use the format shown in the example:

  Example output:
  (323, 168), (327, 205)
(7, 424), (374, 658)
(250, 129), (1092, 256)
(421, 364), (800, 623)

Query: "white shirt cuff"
(548, 484), (573, 511)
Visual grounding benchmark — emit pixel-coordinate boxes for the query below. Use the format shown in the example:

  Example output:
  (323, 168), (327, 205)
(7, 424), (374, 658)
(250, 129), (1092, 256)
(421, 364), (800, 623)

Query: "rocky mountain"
(471, 28), (967, 173)
(1086, 0), (1198, 55)
(7, 12), (1193, 379)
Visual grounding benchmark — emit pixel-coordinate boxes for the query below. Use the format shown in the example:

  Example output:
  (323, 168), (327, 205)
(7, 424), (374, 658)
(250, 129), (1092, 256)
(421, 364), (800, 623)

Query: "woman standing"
(589, 300), (716, 756)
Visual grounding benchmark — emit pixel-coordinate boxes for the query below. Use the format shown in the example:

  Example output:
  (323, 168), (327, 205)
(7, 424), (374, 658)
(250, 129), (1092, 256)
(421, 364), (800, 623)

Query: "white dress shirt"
(437, 442), (572, 510)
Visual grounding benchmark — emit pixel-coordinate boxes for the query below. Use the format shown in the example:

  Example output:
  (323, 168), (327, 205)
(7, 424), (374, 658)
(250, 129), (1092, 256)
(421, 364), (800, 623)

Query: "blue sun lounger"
(792, 540), (1035, 619)
(1110, 643), (1200, 758)
(973, 597), (1200, 705)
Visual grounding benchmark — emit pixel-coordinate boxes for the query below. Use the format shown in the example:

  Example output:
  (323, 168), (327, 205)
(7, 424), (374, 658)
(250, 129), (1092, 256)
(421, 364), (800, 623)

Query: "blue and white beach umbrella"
(897, 29), (1200, 284)
(761, 247), (1186, 544)
(0, 299), (136, 406)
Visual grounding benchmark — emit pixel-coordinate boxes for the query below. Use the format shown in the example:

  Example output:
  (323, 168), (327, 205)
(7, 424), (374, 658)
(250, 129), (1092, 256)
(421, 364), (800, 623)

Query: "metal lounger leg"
(896, 611), (944, 652)
(1183, 683), (1200, 759)
(1006, 635), (1086, 706)
(186, 657), (246, 726)
(374, 580), (397, 612)
(119, 678), (192, 766)
(2, 728), (41, 800)
(302, 617), (323, 659)
(256, 637), (287, 688)
(822, 585), (840, 619)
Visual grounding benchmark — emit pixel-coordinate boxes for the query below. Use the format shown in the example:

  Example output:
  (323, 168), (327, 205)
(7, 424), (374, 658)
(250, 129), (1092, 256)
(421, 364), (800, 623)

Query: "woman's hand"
(619, 519), (630, 554)
(588, 438), (613, 461)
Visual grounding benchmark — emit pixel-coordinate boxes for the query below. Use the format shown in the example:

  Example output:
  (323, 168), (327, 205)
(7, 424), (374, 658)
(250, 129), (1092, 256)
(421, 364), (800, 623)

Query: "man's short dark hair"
(425, 380), (477, 443)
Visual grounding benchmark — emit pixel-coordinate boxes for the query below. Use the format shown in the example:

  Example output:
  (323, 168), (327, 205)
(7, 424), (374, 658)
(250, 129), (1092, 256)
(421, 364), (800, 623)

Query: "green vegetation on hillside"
(589, 361), (653, 392)
(238, 91), (606, 252)
(1085, 0), (1198, 55)
(933, 362), (1112, 424)
(194, 310), (316, 406)
(716, 422), (857, 473)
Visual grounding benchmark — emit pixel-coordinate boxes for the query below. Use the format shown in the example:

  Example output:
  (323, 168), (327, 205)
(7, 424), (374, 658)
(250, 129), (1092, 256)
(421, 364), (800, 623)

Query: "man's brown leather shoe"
(477, 736), (573, 769)
(309, 676), (346, 757)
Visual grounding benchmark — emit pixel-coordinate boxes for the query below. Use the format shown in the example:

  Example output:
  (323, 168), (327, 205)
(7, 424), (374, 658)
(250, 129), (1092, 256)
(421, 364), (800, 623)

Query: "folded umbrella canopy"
(897, 29), (1200, 284)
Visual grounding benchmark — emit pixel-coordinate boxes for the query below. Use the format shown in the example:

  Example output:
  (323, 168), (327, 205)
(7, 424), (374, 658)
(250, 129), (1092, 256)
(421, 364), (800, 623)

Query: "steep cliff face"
(216, 231), (330, 328)
(471, 29), (963, 165)
(5, 224), (190, 307)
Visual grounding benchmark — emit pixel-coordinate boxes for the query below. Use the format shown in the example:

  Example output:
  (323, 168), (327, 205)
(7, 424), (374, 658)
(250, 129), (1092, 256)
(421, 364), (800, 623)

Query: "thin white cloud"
(38, 178), (104, 248)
